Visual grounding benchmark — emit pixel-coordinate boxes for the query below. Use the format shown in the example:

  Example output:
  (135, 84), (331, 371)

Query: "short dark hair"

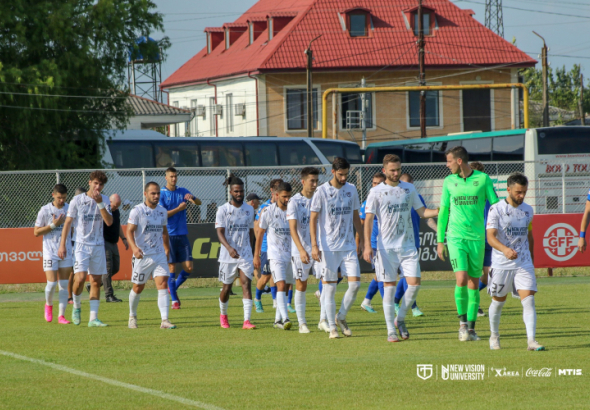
(301, 167), (320, 179)
(270, 178), (283, 190)
(372, 172), (385, 181)
(507, 172), (528, 187)
(89, 170), (108, 184)
(445, 146), (469, 162)
(399, 173), (413, 183)
(382, 154), (401, 167)
(223, 173), (244, 187)
(276, 182), (292, 193)
(75, 187), (86, 196)
(166, 167), (177, 174)
(332, 157), (350, 171)
(53, 184), (67, 194)
(144, 181), (160, 192)
(470, 161), (485, 172)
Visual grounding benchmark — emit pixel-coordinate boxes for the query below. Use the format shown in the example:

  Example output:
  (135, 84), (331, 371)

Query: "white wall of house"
(166, 76), (259, 137)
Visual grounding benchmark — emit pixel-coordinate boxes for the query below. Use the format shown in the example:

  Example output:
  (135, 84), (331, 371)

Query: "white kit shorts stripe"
(374, 248), (421, 283)
(487, 266), (537, 298)
(218, 259), (254, 285)
(131, 253), (170, 285)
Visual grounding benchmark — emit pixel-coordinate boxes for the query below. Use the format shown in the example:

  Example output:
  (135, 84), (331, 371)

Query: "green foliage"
(0, 0), (168, 170)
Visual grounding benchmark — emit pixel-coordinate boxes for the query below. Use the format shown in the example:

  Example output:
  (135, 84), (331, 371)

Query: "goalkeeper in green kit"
(437, 146), (499, 342)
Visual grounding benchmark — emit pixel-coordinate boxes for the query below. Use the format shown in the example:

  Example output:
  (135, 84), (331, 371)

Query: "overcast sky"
(151, 0), (590, 82)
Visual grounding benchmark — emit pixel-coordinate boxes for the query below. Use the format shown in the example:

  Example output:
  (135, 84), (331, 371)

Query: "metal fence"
(1, 161), (588, 228)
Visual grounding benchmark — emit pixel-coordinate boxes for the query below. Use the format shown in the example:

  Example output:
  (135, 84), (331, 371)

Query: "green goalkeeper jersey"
(437, 169), (499, 242)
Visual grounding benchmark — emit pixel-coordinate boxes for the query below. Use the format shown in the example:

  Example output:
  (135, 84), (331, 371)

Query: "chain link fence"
(1, 161), (588, 228)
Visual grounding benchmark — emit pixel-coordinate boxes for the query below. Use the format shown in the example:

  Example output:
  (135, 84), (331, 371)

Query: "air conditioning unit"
(234, 103), (246, 117)
(213, 104), (223, 116)
(194, 105), (206, 117)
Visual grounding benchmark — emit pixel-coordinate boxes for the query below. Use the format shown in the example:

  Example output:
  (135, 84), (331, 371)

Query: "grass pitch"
(0, 277), (588, 410)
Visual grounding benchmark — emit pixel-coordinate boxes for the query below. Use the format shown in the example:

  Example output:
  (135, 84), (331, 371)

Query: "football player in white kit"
(486, 173), (544, 351)
(126, 182), (176, 329)
(34, 184), (73, 324)
(310, 157), (364, 339)
(287, 167), (320, 334)
(58, 171), (113, 327)
(254, 182), (294, 330)
(362, 154), (439, 342)
(216, 175), (257, 330)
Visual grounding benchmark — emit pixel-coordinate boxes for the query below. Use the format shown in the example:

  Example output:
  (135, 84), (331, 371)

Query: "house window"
(209, 97), (216, 136)
(226, 94), (234, 133)
(172, 101), (179, 136)
(413, 13), (430, 36)
(190, 99), (198, 136)
(286, 88), (318, 130)
(349, 13), (367, 37)
(463, 89), (491, 132)
(409, 91), (439, 127)
(341, 92), (373, 129)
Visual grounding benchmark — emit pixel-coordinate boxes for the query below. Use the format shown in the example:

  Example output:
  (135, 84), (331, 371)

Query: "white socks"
(397, 285), (420, 322)
(275, 304), (283, 323)
(129, 290), (140, 317)
(73, 293), (82, 309)
(58, 280), (69, 317)
(276, 291), (289, 322)
(362, 298), (372, 307)
(323, 283), (337, 330)
(521, 295), (537, 341)
(219, 298), (228, 315)
(337, 281), (360, 320)
(158, 289), (168, 321)
(383, 285), (395, 335)
(320, 289), (327, 321)
(295, 290), (306, 325)
(45, 281), (57, 306)
(89, 300), (99, 321)
(242, 298), (252, 322)
(489, 299), (505, 335)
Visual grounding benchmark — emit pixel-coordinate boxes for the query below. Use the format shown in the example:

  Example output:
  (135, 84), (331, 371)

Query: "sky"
(150, 0), (590, 82)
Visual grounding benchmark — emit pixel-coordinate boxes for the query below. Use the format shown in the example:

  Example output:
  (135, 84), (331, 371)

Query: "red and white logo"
(542, 223), (579, 262)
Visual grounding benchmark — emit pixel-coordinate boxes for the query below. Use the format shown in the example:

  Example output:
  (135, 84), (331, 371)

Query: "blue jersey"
(587, 188), (590, 201)
(255, 199), (272, 252)
(359, 200), (379, 250)
(159, 186), (194, 236)
(410, 194), (427, 250)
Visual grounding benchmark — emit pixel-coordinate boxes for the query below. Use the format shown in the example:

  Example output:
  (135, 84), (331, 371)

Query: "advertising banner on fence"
(533, 213), (586, 268)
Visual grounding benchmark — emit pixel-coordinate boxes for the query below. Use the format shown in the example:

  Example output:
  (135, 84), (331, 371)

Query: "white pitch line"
(0, 350), (225, 410)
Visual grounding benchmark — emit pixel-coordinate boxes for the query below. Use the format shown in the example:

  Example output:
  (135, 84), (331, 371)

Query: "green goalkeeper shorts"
(446, 237), (485, 278)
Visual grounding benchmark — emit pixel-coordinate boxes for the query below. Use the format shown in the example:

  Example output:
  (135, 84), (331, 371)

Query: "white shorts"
(320, 250), (360, 282)
(374, 248), (421, 283)
(291, 256), (318, 282)
(269, 259), (294, 284)
(131, 253), (170, 285)
(43, 257), (73, 272)
(487, 266), (537, 298)
(73, 243), (107, 276)
(218, 259), (254, 285)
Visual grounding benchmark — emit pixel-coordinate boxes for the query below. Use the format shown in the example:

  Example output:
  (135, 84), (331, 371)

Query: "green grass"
(0, 277), (588, 409)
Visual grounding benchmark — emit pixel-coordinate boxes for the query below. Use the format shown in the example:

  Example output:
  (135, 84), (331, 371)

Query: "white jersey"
(258, 203), (291, 262)
(310, 181), (360, 252)
(215, 202), (255, 263)
(128, 203), (168, 256)
(286, 193), (313, 257)
(35, 202), (72, 259)
(67, 193), (111, 246)
(486, 200), (534, 270)
(365, 182), (423, 250)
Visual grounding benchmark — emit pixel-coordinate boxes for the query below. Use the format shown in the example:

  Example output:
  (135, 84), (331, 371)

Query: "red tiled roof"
(161, 0), (536, 89)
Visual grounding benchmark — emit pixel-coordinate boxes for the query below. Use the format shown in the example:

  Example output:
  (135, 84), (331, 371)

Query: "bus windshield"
(537, 127), (590, 156)
(312, 140), (362, 164)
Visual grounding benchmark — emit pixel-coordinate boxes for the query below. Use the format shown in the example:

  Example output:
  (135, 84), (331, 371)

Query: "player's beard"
(510, 194), (524, 205)
(231, 195), (243, 205)
(387, 175), (399, 184)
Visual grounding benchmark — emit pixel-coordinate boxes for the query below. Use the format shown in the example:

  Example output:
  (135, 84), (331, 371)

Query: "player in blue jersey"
(578, 187), (590, 253)
(158, 167), (201, 310)
(359, 172), (386, 313)
(253, 178), (283, 313)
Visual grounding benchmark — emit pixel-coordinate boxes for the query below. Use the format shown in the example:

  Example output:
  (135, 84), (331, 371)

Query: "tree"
(0, 0), (168, 170)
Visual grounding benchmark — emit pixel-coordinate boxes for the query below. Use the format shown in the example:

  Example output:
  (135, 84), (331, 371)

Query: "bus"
(364, 127), (590, 214)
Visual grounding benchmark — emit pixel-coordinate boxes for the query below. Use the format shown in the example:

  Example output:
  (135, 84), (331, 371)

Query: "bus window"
(108, 141), (154, 168)
(344, 144), (362, 164)
(377, 147), (403, 163)
(279, 142), (321, 165)
(432, 140), (461, 162)
(154, 144), (199, 168)
(537, 128), (590, 155)
(404, 143), (432, 163)
(492, 135), (524, 161)
(462, 137), (492, 161)
(200, 143), (244, 167)
(313, 141), (344, 163)
(245, 142), (278, 166)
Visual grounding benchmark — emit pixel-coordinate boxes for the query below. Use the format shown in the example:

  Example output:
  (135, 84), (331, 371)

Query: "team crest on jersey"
(473, 181), (479, 186)
(454, 183), (458, 187)
(404, 188), (410, 194)
(346, 192), (352, 198)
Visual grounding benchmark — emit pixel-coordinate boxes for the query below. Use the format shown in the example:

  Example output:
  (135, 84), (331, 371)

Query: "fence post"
(141, 169), (145, 193)
(562, 163), (566, 214)
(226, 168), (231, 203)
(56, 170), (60, 184)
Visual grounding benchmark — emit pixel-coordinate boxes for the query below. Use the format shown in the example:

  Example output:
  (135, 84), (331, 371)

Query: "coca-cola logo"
(526, 367), (553, 377)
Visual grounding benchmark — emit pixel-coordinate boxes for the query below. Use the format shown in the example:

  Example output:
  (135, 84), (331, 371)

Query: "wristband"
(97, 202), (106, 210)
(49, 223), (57, 230)
(581, 232), (586, 239)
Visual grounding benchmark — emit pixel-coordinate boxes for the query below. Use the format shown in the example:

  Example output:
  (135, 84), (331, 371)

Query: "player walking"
(126, 182), (176, 329)
(437, 147), (499, 341)
(287, 167), (320, 333)
(215, 175), (257, 330)
(34, 184), (73, 324)
(362, 155), (438, 342)
(310, 157), (364, 339)
(159, 167), (201, 309)
(58, 171), (113, 327)
(254, 182), (294, 330)
(486, 173), (544, 351)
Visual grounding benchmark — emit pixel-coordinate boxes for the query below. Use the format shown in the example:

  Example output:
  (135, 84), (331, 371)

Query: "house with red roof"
(161, 0), (535, 144)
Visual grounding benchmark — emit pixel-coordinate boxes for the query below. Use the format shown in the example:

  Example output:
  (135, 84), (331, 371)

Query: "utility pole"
(305, 35), (322, 138)
(418, 0), (426, 138)
(580, 73), (585, 126)
(361, 77), (367, 149)
(533, 31), (549, 127)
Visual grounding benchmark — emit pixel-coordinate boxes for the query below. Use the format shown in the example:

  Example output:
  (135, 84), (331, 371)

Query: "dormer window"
(404, 6), (436, 37)
(342, 8), (372, 38)
(414, 13), (430, 36)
